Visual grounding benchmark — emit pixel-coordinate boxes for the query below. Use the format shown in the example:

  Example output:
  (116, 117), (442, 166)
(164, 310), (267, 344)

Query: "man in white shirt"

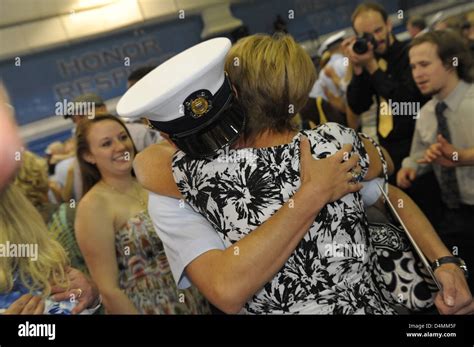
(397, 30), (474, 291)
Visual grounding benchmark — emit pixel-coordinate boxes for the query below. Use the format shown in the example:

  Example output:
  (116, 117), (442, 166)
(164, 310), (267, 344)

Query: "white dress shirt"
(402, 81), (474, 205)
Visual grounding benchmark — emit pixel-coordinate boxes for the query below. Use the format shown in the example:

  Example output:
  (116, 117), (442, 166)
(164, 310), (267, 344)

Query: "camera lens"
(353, 38), (369, 54)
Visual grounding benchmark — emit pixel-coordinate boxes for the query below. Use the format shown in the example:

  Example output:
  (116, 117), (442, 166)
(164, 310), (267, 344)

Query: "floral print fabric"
(115, 211), (210, 314)
(172, 123), (397, 314)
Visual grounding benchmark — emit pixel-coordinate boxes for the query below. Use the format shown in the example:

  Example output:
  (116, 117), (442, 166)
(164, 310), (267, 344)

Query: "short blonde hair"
(225, 33), (316, 139)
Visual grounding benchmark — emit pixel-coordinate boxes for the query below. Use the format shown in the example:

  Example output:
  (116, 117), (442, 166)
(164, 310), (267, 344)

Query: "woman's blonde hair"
(14, 150), (49, 209)
(0, 185), (69, 296)
(225, 33), (316, 140)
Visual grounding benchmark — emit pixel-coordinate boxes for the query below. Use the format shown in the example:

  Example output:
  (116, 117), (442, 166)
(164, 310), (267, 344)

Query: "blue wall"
(0, 16), (203, 125)
(0, 0), (432, 128)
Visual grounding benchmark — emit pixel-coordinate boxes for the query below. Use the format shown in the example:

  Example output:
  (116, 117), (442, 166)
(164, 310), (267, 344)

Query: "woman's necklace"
(101, 180), (146, 209)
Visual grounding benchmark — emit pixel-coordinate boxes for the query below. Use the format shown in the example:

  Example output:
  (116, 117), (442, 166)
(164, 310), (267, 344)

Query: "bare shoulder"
(133, 142), (182, 198)
(76, 186), (113, 224)
(75, 187), (117, 263)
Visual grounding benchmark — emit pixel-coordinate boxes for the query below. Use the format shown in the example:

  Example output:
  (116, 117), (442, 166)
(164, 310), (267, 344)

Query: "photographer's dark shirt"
(347, 38), (430, 170)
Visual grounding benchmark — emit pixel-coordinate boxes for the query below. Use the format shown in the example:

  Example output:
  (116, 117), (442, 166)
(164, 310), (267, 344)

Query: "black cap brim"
(171, 102), (245, 159)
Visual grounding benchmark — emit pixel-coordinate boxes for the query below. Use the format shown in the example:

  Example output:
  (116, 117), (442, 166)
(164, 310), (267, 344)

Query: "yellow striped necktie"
(377, 58), (393, 138)
(316, 97), (328, 124)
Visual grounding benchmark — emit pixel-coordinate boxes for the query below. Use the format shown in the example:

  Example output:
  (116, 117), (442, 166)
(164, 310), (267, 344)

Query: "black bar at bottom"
(0, 314), (473, 345)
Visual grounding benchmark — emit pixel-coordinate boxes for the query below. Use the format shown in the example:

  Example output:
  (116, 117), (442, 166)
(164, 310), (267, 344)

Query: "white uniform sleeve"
(147, 192), (225, 289)
(360, 177), (385, 207)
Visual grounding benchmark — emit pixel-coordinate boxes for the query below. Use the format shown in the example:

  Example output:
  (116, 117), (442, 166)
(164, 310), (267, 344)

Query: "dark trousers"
(380, 138), (411, 180)
(404, 171), (444, 229)
(380, 135), (444, 227)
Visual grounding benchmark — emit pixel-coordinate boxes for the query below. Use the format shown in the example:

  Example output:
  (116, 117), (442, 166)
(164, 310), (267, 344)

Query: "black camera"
(353, 33), (378, 54)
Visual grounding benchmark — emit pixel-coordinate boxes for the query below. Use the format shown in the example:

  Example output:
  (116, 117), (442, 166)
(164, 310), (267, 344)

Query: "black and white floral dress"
(172, 123), (397, 314)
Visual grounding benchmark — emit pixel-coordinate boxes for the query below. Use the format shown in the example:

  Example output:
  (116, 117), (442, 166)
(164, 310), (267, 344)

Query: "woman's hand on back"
(299, 136), (362, 203)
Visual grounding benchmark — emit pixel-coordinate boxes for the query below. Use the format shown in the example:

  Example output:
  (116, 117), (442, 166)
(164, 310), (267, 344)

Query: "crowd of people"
(1, 1), (473, 315)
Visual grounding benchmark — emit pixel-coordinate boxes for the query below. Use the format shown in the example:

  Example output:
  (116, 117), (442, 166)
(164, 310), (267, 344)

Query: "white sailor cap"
(117, 37), (245, 158)
(317, 30), (347, 56)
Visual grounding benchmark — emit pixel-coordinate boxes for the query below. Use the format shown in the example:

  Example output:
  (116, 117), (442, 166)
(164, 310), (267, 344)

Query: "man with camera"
(343, 2), (430, 175)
